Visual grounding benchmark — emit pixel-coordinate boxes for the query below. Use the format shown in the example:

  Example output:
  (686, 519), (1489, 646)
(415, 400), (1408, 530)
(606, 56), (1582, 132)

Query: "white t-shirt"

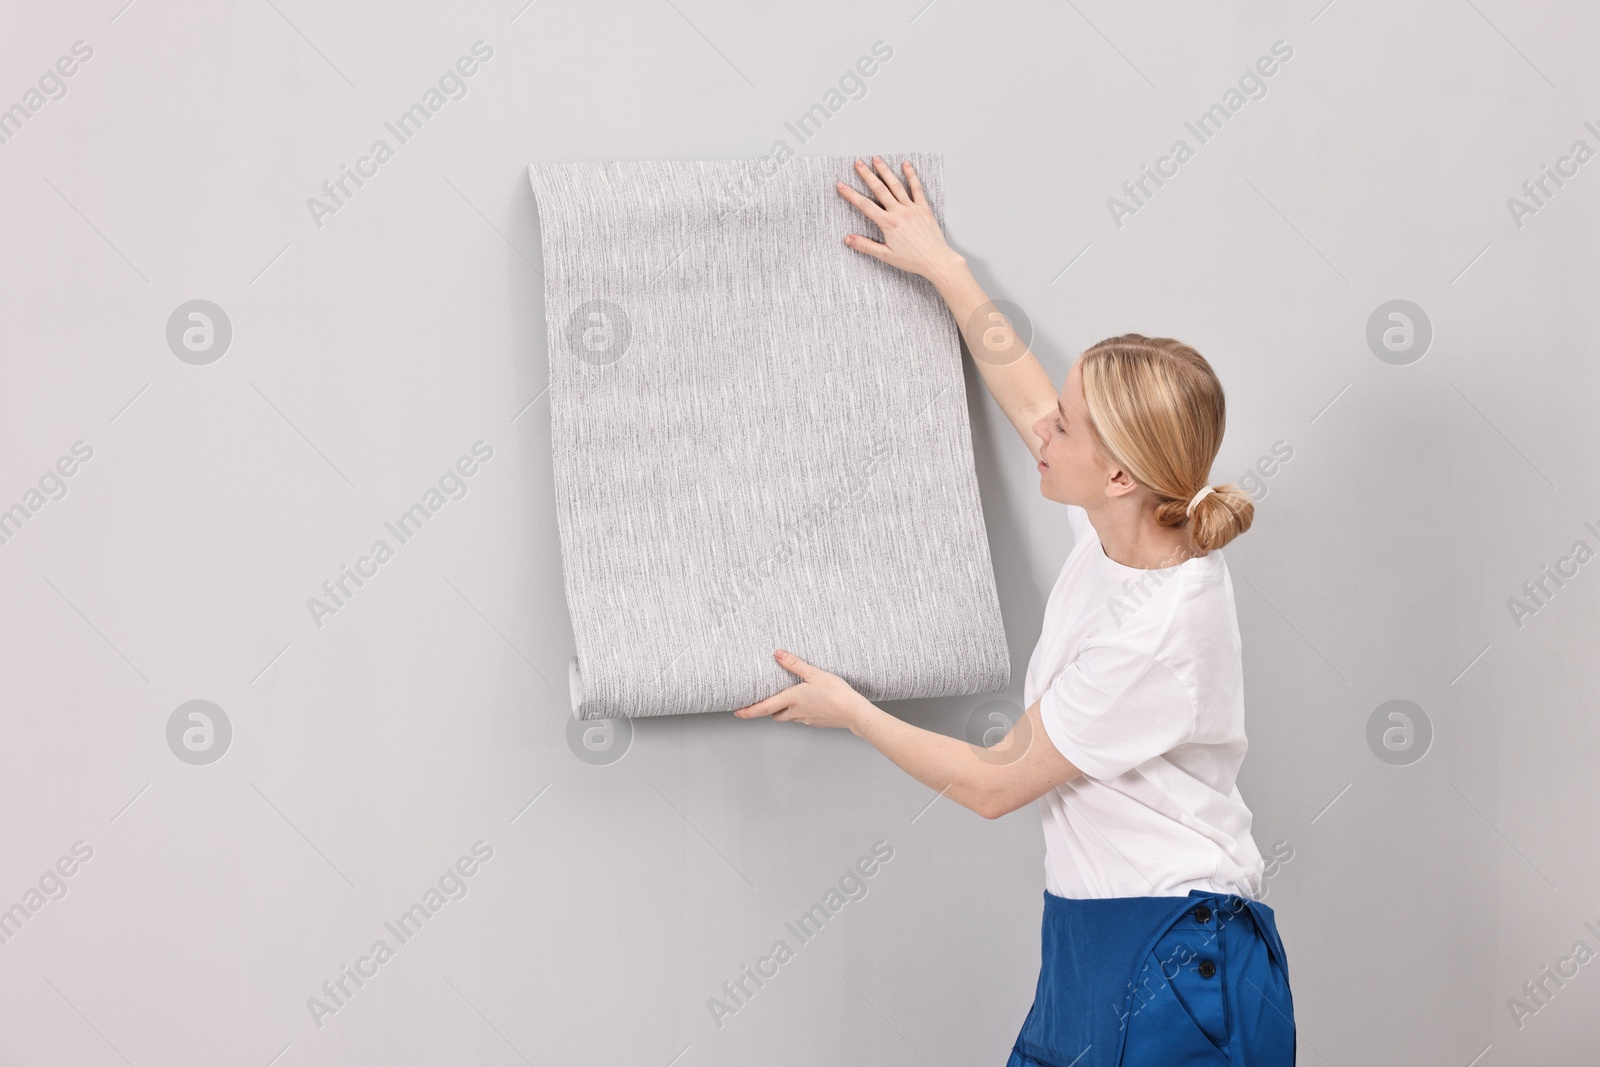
(1023, 503), (1267, 900)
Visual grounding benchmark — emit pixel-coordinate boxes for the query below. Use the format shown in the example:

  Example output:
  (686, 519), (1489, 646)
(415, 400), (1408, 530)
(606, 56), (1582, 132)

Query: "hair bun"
(1185, 485), (1217, 517)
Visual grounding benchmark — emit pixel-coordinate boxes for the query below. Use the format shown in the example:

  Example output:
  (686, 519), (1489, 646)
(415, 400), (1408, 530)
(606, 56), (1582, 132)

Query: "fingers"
(733, 651), (818, 718)
(872, 156), (911, 204)
(902, 161), (925, 204)
(835, 160), (950, 283)
(734, 692), (788, 718)
(835, 181), (888, 225)
(844, 233), (892, 261)
(852, 158), (896, 208)
(774, 648), (818, 680)
(738, 697), (804, 723)
(777, 646), (819, 681)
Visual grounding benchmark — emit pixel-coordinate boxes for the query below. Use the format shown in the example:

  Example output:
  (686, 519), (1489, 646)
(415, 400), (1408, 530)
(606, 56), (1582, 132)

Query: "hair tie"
(1185, 485), (1216, 517)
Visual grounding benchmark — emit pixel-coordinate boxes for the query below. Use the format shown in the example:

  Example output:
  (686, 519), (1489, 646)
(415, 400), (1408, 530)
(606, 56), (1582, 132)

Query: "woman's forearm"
(848, 695), (998, 818)
(922, 256), (1060, 461)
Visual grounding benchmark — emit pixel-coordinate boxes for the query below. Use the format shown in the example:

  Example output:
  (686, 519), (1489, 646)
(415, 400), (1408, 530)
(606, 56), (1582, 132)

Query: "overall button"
(1193, 904), (1212, 923)
(1198, 959), (1217, 979)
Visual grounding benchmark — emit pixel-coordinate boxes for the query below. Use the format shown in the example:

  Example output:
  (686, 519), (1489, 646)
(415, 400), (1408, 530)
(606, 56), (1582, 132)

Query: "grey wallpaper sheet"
(528, 152), (1010, 718)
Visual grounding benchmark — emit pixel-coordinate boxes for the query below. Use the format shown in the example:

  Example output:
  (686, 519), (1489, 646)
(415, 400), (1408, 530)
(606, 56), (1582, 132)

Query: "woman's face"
(1032, 359), (1111, 507)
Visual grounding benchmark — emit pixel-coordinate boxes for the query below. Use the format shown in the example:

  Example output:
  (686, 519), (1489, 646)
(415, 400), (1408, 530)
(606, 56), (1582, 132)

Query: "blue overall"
(1005, 889), (1296, 1066)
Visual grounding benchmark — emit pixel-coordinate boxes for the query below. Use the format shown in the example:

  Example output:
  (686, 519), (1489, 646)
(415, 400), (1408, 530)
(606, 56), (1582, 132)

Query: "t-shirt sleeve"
(1037, 643), (1196, 781)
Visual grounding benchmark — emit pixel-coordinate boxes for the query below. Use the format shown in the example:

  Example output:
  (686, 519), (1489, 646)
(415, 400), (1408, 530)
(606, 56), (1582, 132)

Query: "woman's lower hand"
(733, 649), (873, 733)
(836, 156), (964, 283)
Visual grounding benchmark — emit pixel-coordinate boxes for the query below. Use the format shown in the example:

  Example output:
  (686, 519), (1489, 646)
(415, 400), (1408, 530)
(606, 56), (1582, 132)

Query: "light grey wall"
(2, 0), (1596, 1064)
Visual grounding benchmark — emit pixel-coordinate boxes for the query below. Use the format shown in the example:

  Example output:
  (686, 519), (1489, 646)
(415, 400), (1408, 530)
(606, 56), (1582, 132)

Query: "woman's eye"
(1055, 417), (1065, 432)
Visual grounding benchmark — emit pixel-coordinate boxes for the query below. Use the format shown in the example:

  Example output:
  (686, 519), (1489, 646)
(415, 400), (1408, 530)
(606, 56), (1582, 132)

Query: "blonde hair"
(1078, 334), (1253, 553)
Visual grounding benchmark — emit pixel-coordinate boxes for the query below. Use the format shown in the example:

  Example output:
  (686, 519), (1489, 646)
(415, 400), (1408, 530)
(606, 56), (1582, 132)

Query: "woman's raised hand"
(836, 157), (964, 283)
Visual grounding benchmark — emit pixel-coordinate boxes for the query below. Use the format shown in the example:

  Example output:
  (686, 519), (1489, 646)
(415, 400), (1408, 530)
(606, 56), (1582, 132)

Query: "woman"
(734, 157), (1296, 1066)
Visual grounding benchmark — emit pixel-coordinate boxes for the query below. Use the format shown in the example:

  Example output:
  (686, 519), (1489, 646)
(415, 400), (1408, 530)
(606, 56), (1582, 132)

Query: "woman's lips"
(1038, 460), (1048, 471)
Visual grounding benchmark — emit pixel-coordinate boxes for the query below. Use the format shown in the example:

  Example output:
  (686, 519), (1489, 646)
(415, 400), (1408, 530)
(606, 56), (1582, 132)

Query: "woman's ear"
(1104, 466), (1141, 500)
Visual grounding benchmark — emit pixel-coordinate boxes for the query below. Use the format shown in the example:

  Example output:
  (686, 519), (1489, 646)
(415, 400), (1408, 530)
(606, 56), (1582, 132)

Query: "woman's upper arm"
(983, 348), (1056, 459)
(982, 699), (1084, 818)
